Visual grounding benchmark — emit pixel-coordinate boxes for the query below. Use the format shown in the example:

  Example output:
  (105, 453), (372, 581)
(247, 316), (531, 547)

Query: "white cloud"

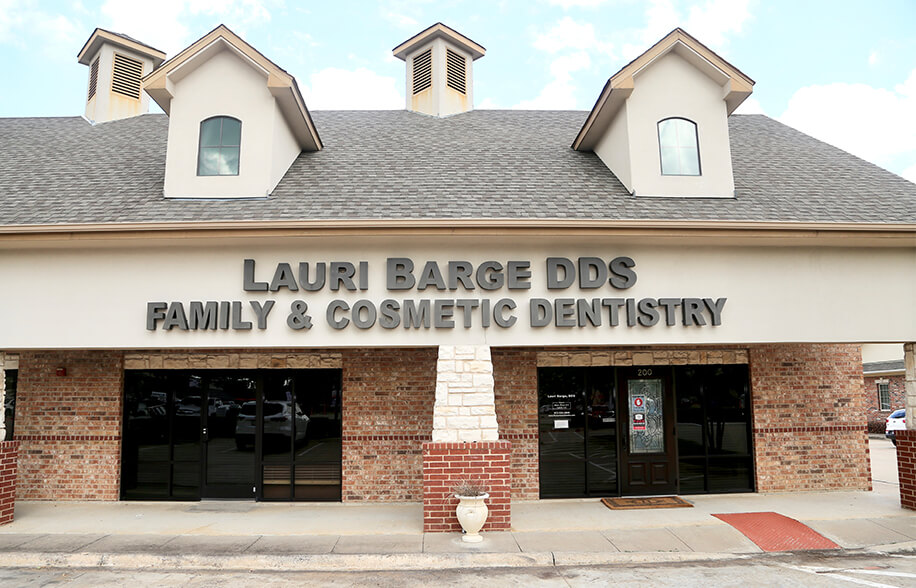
(779, 68), (916, 172)
(302, 67), (403, 110)
(522, 16), (608, 111)
(0, 0), (82, 56)
(533, 16), (613, 57)
(547, 0), (611, 8)
(622, 0), (752, 60)
(733, 96), (765, 115)
(868, 50), (879, 67)
(100, 0), (274, 56)
(383, 12), (418, 28)
(476, 97), (500, 109)
(513, 51), (591, 109)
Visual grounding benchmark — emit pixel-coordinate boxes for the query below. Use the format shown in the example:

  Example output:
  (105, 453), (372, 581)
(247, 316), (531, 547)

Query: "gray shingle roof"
(0, 110), (914, 226)
(863, 360), (905, 373)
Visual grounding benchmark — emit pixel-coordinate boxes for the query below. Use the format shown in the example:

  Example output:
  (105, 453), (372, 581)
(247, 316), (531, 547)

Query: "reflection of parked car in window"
(234, 401), (308, 450)
(886, 409), (905, 445)
(176, 396), (236, 418)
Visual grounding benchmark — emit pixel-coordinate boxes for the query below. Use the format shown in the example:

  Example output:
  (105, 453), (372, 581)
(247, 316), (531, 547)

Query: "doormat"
(601, 496), (693, 510)
(712, 512), (840, 552)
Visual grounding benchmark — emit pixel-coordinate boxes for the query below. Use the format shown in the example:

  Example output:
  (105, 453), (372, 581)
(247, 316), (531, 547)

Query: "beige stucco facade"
(594, 50), (736, 198)
(0, 233), (913, 349)
(161, 44), (301, 199)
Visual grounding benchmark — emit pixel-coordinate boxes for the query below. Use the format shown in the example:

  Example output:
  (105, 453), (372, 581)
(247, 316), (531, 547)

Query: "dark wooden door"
(618, 366), (677, 495)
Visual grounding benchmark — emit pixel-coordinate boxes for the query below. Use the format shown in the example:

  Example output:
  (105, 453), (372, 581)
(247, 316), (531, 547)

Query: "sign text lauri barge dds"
(146, 257), (727, 331)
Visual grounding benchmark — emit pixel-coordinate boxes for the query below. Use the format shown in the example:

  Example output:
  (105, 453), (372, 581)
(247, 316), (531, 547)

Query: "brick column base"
(422, 441), (511, 533)
(0, 441), (19, 525)
(897, 430), (916, 511)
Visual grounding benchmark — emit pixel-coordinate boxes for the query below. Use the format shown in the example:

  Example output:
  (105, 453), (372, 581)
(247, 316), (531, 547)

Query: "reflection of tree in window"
(658, 118), (700, 176)
(197, 116), (241, 176)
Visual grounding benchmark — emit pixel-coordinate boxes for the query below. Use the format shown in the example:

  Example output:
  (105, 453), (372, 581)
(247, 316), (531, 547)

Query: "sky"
(1, 0), (914, 182)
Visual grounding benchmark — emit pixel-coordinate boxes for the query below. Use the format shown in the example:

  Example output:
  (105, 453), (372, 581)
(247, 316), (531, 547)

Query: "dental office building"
(0, 23), (914, 531)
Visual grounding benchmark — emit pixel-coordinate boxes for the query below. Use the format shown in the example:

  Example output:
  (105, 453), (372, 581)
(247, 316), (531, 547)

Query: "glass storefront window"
(3, 369), (16, 441)
(122, 369), (341, 502)
(674, 365), (753, 493)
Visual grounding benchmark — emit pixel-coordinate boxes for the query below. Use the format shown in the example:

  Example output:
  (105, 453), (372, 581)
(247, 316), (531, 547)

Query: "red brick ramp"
(712, 512), (840, 552)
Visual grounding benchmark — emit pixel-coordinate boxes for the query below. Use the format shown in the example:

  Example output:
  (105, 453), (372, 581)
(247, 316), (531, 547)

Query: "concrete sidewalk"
(1, 492), (915, 572)
(0, 439), (912, 572)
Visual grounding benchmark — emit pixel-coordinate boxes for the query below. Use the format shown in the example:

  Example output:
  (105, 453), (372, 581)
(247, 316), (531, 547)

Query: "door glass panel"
(628, 379), (664, 454)
(206, 374), (255, 497)
(586, 367), (617, 495)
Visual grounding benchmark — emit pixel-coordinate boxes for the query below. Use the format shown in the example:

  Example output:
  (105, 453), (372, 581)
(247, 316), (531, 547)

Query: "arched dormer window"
(197, 116), (241, 176)
(658, 117), (700, 176)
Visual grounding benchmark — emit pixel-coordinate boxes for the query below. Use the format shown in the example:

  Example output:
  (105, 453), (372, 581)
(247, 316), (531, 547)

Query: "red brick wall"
(15, 351), (123, 500)
(750, 344), (870, 492)
(0, 441), (19, 524)
(897, 429), (916, 510)
(341, 348), (436, 501)
(422, 441), (511, 532)
(864, 374), (906, 433)
(492, 349), (539, 500)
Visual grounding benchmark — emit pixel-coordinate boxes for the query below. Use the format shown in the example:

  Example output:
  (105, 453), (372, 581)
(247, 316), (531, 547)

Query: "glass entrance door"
(201, 373), (257, 499)
(618, 367), (677, 495)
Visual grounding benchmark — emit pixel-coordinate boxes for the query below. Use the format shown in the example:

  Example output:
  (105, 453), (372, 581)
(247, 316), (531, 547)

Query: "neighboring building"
(863, 345), (907, 433)
(1, 24), (915, 532)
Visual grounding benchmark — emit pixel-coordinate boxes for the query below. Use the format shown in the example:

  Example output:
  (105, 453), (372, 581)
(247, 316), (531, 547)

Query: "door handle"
(202, 427), (208, 441)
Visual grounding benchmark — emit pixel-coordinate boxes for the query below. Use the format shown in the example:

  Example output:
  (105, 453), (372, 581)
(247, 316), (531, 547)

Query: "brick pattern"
(341, 348), (436, 502)
(750, 344), (870, 492)
(0, 441), (18, 525)
(537, 348), (748, 367)
(897, 430), (916, 511)
(493, 349), (539, 500)
(422, 441), (511, 532)
(864, 374), (906, 433)
(123, 350), (341, 369)
(15, 351), (124, 500)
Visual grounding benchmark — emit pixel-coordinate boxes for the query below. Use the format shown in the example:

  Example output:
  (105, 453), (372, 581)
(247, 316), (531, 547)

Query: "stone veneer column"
(898, 343), (916, 510)
(0, 353), (19, 525)
(422, 345), (511, 532)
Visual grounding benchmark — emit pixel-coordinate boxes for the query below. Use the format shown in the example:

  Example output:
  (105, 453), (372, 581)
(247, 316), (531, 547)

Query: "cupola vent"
(445, 48), (466, 94)
(111, 52), (144, 99)
(393, 23), (485, 117)
(77, 28), (166, 123)
(412, 48), (432, 94)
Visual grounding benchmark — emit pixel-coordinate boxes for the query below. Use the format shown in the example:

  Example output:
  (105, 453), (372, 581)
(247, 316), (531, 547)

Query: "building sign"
(146, 257), (727, 332)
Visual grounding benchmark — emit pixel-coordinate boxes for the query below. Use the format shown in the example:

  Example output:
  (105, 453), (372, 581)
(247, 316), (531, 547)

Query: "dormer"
(143, 25), (321, 199)
(573, 28), (754, 198)
(77, 28), (166, 124)
(393, 23), (485, 117)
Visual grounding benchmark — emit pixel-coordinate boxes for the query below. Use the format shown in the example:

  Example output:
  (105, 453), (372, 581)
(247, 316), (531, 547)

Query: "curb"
(0, 550), (747, 572)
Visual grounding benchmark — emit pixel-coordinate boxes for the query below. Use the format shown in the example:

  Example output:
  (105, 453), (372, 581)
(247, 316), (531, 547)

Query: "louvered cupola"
(77, 28), (166, 123)
(393, 23), (485, 117)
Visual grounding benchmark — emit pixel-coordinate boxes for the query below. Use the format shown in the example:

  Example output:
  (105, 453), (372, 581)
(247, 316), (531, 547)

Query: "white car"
(234, 401), (308, 450)
(886, 409), (905, 445)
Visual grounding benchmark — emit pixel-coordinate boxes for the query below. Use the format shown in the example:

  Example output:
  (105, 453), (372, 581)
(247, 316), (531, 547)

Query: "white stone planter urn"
(455, 492), (489, 543)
